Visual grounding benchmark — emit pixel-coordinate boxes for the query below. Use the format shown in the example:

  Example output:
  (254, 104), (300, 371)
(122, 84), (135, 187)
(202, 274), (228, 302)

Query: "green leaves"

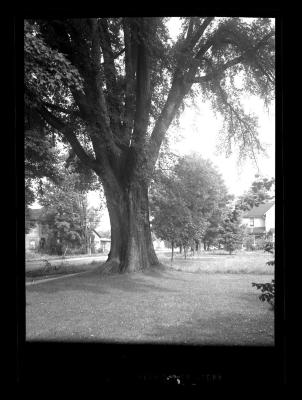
(24, 20), (84, 110)
(235, 175), (275, 213)
(252, 280), (275, 308)
(151, 153), (232, 249)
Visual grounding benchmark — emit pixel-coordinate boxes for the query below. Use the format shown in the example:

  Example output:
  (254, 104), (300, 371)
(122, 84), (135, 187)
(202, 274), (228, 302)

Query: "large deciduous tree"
(24, 17), (275, 273)
(150, 153), (232, 256)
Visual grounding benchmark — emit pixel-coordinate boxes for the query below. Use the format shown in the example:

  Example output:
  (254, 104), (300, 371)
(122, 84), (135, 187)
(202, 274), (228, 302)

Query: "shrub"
(252, 280), (275, 308)
(244, 236), (255, 251)
(252, 240), (275, 309)
(255, 237), (267, 250)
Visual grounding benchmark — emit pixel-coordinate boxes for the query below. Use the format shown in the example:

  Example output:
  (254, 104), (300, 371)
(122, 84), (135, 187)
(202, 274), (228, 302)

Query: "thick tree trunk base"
(94, 258), (166, 276)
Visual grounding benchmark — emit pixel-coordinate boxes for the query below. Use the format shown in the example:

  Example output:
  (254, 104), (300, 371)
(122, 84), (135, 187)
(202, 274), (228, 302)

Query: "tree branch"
(98, 18), (122, 134)
(38, 106), (99, 172)
(132, 18), (153, 149)
(192, 30), (275, 84)
(192, 55), (244, 83)
(42, 101), (81, 117)
(182, 17), (215, 55)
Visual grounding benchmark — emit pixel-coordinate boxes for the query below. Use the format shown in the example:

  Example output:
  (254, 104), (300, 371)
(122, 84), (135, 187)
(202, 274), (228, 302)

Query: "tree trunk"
(171, 240), (174, 264)
(101, 177), (160, 273)
(179, 244), (182, 254)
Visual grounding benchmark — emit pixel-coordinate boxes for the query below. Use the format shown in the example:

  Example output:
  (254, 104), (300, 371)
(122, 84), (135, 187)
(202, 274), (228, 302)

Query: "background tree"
(24, 17), (275, 273)
(38, 169), (103, 255)
(151, 153), (232, 256)
(218, 209), (245, 254)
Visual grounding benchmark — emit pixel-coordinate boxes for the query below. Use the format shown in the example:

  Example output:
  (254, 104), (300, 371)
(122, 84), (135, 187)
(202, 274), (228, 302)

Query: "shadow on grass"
(26, 269), (181, 295)
(144, 313), (274, 345)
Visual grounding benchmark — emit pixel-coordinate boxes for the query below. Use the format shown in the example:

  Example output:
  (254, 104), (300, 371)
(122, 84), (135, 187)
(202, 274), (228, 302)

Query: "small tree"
(218, 210), (245, 254)
(151, 153), (232, 259)
(151, 199), (191, 263)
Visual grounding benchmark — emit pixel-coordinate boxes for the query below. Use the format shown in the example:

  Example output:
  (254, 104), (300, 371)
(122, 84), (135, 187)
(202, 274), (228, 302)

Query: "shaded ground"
(26, 268), (274, 345)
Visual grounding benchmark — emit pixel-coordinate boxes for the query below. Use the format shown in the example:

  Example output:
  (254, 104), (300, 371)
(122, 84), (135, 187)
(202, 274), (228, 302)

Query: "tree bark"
(100, 177), (160, 273)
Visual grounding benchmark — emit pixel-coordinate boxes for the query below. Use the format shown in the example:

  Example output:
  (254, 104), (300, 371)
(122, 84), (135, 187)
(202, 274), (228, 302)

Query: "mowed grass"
(26, 261), (100, 282)
(26, 256), (274, 345)
(158, 250), (274, 275)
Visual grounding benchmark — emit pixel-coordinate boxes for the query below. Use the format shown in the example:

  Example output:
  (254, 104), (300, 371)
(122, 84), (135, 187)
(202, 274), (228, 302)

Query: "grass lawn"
(26, 255), (274, 345)
(26, 261), (100, 283)
(159, 250), (274, 275)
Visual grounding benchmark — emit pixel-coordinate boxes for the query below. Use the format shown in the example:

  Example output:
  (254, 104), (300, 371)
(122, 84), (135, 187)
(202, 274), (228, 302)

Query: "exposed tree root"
(93, 259), (167, 276)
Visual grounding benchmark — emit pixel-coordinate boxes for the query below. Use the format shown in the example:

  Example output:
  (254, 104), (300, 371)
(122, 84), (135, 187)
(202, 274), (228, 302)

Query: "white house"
(241, 201), (275, 242)
(92, 229), (111, 253)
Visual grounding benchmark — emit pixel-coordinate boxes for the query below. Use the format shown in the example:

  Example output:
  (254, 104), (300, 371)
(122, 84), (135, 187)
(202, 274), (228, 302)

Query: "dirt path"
(26, 269), (274, 345)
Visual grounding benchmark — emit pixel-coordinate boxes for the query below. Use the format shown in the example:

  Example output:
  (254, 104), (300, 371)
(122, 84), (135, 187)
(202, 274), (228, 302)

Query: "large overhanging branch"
(147, 20), (217, 173)
(70, 82), (122, 160)
(193, 30), (275, 85)
(38, 106), (99, 172)
(42, 101), (81, 117)
(215, 82), (263, 168)
(192, 55), (244, 83)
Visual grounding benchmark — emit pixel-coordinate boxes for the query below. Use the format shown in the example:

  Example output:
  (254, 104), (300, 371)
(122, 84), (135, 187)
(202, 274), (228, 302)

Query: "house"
(92, 229), (111, 253)
(241, 201), (275, 242)
(25, 207), (48, 252)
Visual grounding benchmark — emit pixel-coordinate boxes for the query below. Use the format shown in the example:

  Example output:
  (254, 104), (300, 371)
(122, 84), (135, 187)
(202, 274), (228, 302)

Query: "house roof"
(242, 202), (274, 218)
(92, 229), (110, 241)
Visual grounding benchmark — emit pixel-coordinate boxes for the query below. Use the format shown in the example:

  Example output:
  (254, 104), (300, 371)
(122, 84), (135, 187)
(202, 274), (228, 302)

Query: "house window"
(249, 218), (254, 227)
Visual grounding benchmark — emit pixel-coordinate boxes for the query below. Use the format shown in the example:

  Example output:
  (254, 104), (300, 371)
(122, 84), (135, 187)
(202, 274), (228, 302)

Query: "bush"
(244, 236), (255, 251)
(252, 280), (275, 308)
(255, 237), (267, 250)
(252, 240), (275, 309)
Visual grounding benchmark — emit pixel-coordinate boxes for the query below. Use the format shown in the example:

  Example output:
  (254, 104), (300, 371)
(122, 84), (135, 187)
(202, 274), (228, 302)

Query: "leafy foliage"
(218, 209), (245, 254)
(150, 153), (233, 254)
(24, 17), (275, 178)
(252, 238), (275, 309)
(24, 20), (84, 109)
(38, 170), (103, 255)
(235, 175), (275, 213)
(252, 280), (275, 308)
